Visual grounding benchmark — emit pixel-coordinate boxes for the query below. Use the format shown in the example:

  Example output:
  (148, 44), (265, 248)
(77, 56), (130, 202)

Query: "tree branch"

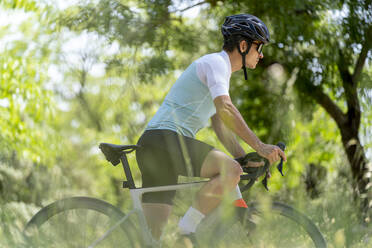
(172, 1), (208, 13)
(337, 49), (353, 84)
(294, 5), (316, 16)
(77, 70), (102, 132)
(352, 27), (372, 85)
(307, 83), (347, 129)
(338, 49), (362, 131)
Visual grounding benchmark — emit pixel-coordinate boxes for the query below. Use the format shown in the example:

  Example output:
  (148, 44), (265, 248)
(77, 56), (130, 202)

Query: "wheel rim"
(244, 202), (327, 248)
(24, 197), (138, 248)
(195, 201), (326, 248)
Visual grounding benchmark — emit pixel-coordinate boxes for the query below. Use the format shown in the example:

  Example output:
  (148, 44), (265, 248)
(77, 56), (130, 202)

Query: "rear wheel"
(23, 197), (140, 248)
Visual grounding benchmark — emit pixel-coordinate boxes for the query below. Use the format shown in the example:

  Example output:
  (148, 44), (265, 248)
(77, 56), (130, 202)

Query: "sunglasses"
(253, 42), (264, 54)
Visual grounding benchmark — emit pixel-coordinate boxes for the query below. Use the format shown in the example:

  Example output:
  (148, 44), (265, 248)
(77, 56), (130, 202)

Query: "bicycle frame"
(131, 181), (209, 246)
(88, 179), (209, 248)
(28, 142), (327, 248)
(90, 143), (284, 247)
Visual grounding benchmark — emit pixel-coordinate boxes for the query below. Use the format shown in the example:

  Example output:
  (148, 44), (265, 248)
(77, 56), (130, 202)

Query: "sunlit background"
(1, 0), (371, 247)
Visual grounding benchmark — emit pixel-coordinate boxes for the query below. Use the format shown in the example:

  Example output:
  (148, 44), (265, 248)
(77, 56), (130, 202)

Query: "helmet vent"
(255, 27), (264, 38)
(221, 14), (270, 44)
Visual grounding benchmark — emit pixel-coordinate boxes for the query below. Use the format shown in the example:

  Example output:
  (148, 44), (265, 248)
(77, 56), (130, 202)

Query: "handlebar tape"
(236, 142), (286, 192)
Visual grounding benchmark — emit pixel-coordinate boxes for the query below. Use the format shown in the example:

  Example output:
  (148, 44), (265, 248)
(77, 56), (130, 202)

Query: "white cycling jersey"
(146, 50), (231, 138)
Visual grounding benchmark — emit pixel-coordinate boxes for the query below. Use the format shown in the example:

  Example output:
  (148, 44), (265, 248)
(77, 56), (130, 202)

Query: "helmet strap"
(237, 40), (252, 80)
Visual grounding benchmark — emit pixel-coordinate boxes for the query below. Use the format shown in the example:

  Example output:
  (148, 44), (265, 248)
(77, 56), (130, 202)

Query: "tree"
(57, 0), (371, 218)
(211, 0), (372, 218)
(0, 0), (60, 164)
(0, 1), (65, 246)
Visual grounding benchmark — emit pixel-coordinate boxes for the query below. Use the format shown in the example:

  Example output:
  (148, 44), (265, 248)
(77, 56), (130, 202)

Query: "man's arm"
(213, 95), (286, 164)
(213, 95), (263, 152)
(211, 114), (245, 158)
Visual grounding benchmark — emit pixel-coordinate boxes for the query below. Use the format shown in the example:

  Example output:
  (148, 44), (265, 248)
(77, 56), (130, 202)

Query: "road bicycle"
(23, 142), (327, 247)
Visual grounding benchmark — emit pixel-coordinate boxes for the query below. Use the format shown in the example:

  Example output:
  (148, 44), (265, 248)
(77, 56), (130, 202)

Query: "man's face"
(245, 41), (264, 69)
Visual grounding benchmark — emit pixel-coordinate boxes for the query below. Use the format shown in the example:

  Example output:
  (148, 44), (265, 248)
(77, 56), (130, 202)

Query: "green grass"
(1, 177), (371, 247)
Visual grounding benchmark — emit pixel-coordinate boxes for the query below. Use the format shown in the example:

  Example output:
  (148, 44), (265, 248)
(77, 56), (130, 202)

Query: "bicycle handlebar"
(236, 142), (286, 192)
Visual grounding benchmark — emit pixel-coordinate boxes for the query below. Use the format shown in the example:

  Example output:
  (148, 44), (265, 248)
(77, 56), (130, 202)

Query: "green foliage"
(0, 3), (60, 164)
(0, 0), (38, 11)
(214, 0), (371, 116)
(57, 0), (211, 83)
(0, 0), (371, 247)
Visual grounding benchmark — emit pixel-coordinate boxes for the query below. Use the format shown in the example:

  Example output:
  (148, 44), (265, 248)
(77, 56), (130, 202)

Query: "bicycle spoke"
(27, 210), (130, 247)
(241, 202), (326, 248)
(196, 202), (326, 248)
(246, 212), (314, 248)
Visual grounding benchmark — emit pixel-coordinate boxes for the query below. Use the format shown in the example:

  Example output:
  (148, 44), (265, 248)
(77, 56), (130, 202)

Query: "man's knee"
(227, 160), (243, 184)
(200, 149), (242, 181)
(213, 154), (242, 185)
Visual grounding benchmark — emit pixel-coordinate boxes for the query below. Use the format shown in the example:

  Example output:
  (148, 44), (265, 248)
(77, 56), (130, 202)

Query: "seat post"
(120, 153), (136, 189)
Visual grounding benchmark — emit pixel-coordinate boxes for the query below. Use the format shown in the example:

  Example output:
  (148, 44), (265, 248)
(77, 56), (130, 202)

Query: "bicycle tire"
(197, 201), (326, 248)
(243, 201), (327, 248)
(23, 197), (140, 248)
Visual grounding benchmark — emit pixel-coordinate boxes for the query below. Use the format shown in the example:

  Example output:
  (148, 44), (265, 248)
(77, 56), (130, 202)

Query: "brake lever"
(237, 142), (286, 192)
(276, 142), (286, 176)
(261, 142), (286, 191)
(262, 172), (269, 191)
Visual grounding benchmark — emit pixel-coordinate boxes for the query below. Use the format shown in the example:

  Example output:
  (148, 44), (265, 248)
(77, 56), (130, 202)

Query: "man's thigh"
(137, 145), (178, 204)
(200, 149), (241, 178)
(166, 131), (214, 177)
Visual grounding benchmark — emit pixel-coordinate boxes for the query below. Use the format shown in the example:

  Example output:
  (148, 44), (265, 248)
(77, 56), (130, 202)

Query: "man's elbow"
(214, 95), (236, 123)
(216, 103), (234, 124)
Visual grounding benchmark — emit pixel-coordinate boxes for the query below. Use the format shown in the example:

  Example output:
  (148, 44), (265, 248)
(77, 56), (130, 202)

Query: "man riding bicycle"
(135, 14), (287, 245)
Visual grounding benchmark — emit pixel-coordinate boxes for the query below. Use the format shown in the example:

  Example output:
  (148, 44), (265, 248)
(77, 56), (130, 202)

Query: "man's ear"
(239, 40), (247, 53)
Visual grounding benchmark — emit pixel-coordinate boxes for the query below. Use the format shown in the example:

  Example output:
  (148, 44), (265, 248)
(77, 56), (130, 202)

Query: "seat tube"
(130, 189), (154, 246)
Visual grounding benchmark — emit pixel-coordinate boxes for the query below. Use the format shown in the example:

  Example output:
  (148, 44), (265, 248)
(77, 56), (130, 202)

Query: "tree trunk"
(304, 78), (371, 221)
(311, 87), (371, 220)
(336, 40), (371, 220)
(339, 124), (371, 220)
(302, 32), (371, 220)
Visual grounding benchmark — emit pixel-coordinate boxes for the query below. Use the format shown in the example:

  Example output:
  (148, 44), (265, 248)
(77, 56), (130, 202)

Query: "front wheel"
(198, 201), (327, 248)
(242, 201), (327, 248)
(23, 197), (140, 248)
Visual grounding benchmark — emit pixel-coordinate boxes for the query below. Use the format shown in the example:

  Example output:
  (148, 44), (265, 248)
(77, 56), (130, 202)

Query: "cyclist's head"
(221, 14), (270, 80)
(222, 14), (270, 45)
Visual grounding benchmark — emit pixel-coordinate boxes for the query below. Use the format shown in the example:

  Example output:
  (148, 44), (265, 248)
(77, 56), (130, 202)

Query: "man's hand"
(245, 161), (265, 167)
(257, 143), (287, 165)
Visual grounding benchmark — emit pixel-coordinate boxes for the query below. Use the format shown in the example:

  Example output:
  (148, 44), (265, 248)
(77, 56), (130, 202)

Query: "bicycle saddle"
(99, 143), (140, 166)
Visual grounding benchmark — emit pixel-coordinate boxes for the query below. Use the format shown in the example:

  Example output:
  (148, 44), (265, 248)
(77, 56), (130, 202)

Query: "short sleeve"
(196, 55), (230, 100)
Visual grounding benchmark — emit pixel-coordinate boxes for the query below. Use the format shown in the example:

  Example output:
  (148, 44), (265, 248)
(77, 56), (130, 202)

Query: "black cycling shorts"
(135, 129), (214, 205)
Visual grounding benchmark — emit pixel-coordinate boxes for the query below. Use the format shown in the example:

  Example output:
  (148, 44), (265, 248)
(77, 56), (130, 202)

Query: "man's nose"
(259, 52), (264, 59)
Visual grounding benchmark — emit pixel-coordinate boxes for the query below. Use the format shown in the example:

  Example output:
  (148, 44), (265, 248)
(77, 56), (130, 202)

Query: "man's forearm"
(217, 102), (263, 152)
(212, 115), (245, 158)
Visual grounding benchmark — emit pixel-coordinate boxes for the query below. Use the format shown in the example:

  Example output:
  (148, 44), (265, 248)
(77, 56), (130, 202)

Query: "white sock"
(231, 185), (243, 200)
(178, 187), (242, 235)
(178, 207), (205, 235)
